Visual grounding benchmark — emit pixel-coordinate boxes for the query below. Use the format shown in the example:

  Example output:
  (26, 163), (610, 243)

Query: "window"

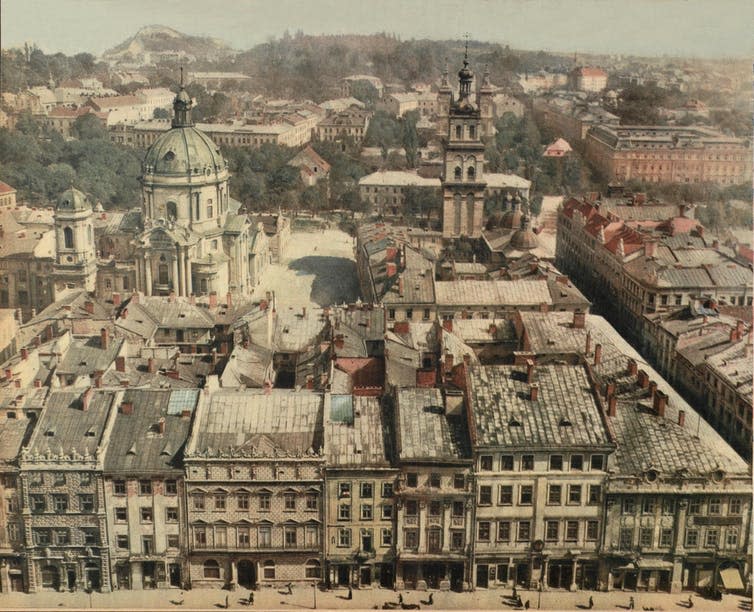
(360, 482), (373, 498)
(114, 480), (126, 495)
(382, 504), (393, 520)
(284, 526), (297, 547)
(478, 521), (491, 541)
(382, 482), (394, 497)
(258, 526), (271, 548)
(305, 559), (321, 579)
(204, 560), (220, 579)
(586, 521), (599, 541)
(590, 454), (604, 470)
(339, 504), (351, 520)
(546, 521), (559, 541)
(562, 521), (578, 542)
(54, 473), (66, 486)
(642, 498), (655, 514)
(63, 226), (73, 248)
(429, 501), (441, 517)
(284, 493), (296, 511)
(167, 534), (180, 549)
(620, 527), (634, 549)
(480, 455), (493, 471)
(423, 309), (430, 320)
(388, 309), (395, 320)
(568, 485), (582, 504)
(165, 480), (177, 495)
(498, 521), (511, 542)
(622, 498), (635, 514)
(499, 485), (513, 505)
(429, 473), (441, 488)
(726, 528), (738, 547)
(339, 483), (351, 498)
(501, 455), (514, 470)
(193, 494), (205, 510)
(688, 499), (701, 515)
(406, 473), (418, 487)
(404, 529), (419, 549)
(31, 494), (45, 513)
(469, 125), (476, 139)
(729, 499), (742, 515)
(549, 455), (563, 470)
(237, 493), (249, 510)
(139, 480), (152, 495)
(406, 500), (418, 516)
(6, 497), (17, 513)
(55, 529), (70, 546)
(705, 529), (719, 548)
(518, 521), (531, 541)
(140, 507), (153, 523)
(660, 529), (673, 547)
(338, 528), (351, 547)
(455, 125), (462, 140)
(479, 486), (492, 505)
(79, 494), (94, 513)
(588, 485), (601, 505)
(452, 501), (464, 517)
(639, 528), (653, 548)
(80, 473), (91, 486)
(116, 534), (129, 549)
(548, 485), (562, 505)
(570, 455), (584, 471)
(306, 494), (318, 511)
(115, 507), (127, 522)
(684, 528), (699, 548)
(361, 504), (373, 520)
(520, 485), (533, 505)
(709, 498), (721, 515)
(166, 507), (179, 522)
(53, 495), (68, 513)
(453, 474), (465, 489)
(382, 528), (393, 547)
(259, 493), (271, 511)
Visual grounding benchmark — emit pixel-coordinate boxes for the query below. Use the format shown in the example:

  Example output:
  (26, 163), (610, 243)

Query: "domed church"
(132, 80), (255, 297)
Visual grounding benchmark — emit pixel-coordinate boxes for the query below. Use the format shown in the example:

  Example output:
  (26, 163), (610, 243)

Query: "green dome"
(143, 126), (227, 177)
(57, 187), (91, 212)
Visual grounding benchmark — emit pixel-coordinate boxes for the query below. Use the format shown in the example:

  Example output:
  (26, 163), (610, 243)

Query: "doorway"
(360, 567), (371, 586)
(85, 563), (101, 591)
(237, 560), (256, 589)
(169, 563), (182, 588)
(66, 568), (76, 591)
(476, 564), (489, 588)
(450, 564), (464, 592)
(41, 566), (60, 591)
(337, 565), (351, 586)
(380, 564), (394, 588)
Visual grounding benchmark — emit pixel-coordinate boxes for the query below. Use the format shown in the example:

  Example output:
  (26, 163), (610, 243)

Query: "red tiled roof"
(0, 181), (16, 195)
(576, 67), (607, 77)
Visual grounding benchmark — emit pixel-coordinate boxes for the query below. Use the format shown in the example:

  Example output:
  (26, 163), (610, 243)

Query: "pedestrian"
(588, 595), (594, 609)
(512, 586), (517, 600)
(249, 591), (254, 606)
(398, 593), (403, 604)
(287, 582), (293, 595)
(687, 595), (693, 608)
(347, 587), (353, 600)
(225, 594), (229, 609)
(428, 593), (433, 605)
(524, 600), (530, 609)
(629, 595), (635, 610)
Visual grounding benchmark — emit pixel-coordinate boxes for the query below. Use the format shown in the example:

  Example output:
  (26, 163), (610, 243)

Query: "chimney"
(119, 401), (134, 415)
(653, 390), (667, 417)
(13, 380), (20, 388)
(637, 369), (649, 388)
(157, 417), (166, 435)
(130, 291), (139, 305)
(306, 376), (314, 390)
(572, 310), (586, 329)
(33, 336), (40, 347)
(34, 379), (41, 388)
(112, 292), (121, 307)
(678, 410), (686, 427)
(712, 239), (719, 249)
(100, 327), (109, 350)
(526, 359), (535, 383)
(539, 302), (549, 313)
(697, 225), (704, 237)
(211, 348), (218, 365)
(593, 343), (602, 365)
(627, 358), (638, 376)
(729, 328), (739, 343)
(115, 356), (126, 372)
(605, 381), (615, 399)
(121, 307), (129, 320)
(463, 353), (471, 366)
(20, 348), (28, 361)
(4, 369), (11, 381)
(45, 325), (54, 341)
(226, 292), (233, 309)
(81, 387), (94, 412)
(608, 395), (617, 417)
(585, 330), (592, 355)
(444, 352), (454, 373)
(147, 357), (156, 374)
(94, 375), (102, 388)
(121, 379), (130, 388)
(394, 320), (409, 334)
(442, 319), (453, 332)
(167, 370), (180, 380)
(85, 300), (95, 315)
(386, 262), (397, 277)
(209, 292), (218, 308)
(530, 383), (539, 401)
(181, 409), (191, 419)
(644, 241), (657, 259)
(334, 333), (344, 349)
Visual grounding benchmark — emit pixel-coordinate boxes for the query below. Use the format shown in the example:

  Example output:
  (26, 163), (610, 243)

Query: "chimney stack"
(115, 356), (126, 372)
(627, 358), (638, 376)
(306, 375), (314, 390)
(644, 241), (657, 259)
(648, 380), (658, 399)
(34, 379), (41, 388)
(4, 369), (11, 381)
(526, 359), (535, 384)
(226, 292), (233, 309)
(585, 330), (592, 355)
(604, 382), (615, 399)
(33, 336), (40, 347)
(593, 343), (602, 365)
(608, 395), (617, 417)
(20, 348), (28, 361)
(100, 328), (109, 350)
(712, 239), (719, 249)
(157, 417), (166, 435)
(81, 387), (94, 412)
(121, 308), (128, 320)
(112, 292), (121, 307)
(442, 319), (453, 332)
(334, 334), (344, 349)
(530, 383), (539, 402)
(85, 300), (95, 315)
(13, 380), (20, 388)
(678, 410), (686, 427)
(637, 369), (649, 388)
(94, 375), (102, 388)
(209, 292), (218, 308)
(729, 328), (739, 343)
(572, 310), (586, 329)
(653, 390), (668, 417)
(463, 353), (471, 366)
(147, 357), (156, 374)
(120, 401), (134, 415)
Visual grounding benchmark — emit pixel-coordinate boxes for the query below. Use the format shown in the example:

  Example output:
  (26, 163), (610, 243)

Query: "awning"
(720, 567), (745, 591)
(636, 559), (674, 570)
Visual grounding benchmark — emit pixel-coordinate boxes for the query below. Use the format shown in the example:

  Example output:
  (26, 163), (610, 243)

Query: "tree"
(364, 111), (402, 148)
(72, 113), (108, 140)
(153, 107), (171, 119)
(401, 111), (419, 169)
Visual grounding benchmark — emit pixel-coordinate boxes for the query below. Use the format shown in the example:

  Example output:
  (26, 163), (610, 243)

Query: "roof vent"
(508, 416), (521, 427)
(127, 443), (137, 455)
(559, 417), (572, 427)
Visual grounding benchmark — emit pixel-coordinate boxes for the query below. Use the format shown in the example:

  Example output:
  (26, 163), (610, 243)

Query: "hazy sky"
(2, 0), (753, 59)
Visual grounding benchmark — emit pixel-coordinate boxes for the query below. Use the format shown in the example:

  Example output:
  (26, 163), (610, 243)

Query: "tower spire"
(180, 66), (184, 87)
(172, 66), (194, 128)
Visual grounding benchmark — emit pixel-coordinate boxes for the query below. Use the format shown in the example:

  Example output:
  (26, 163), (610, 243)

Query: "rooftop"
(325, 395), (392, 468)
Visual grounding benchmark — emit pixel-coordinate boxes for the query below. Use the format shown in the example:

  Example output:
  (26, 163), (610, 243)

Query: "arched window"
(455, 125), (462, 139)
(203, 559), (220, 579)
(454, 167), (462, 180)
(467, 166), (475, 180)
(158, 255), (169, 285)
(469, 124), (476, 139)
(87, 225), (93, 244)
(166, 202), (177, 220)
(63, 227), (73, 249)
(305, 559), (321, 579)
(263, 560), (275, 580)
(206, 204), (213, 218)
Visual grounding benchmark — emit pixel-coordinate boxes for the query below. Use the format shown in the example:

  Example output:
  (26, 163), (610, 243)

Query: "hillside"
(101, 25), (235, 64)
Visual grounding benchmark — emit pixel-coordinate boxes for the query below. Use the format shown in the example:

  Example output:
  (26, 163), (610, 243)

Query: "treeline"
(1, 46), (104, 92)
(0, 113), (143, 207)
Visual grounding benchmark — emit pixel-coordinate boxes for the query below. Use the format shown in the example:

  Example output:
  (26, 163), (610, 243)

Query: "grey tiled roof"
(104, 389), (196, 474)
(0, 414), (34, 462)
(396, 387), (471, 462)
(435, 279), (553, 307)
(136, 298), (216, 329)
(325, 395), (392, 468)
(466, 365), (611, 448)
(57, 337), (125, 376)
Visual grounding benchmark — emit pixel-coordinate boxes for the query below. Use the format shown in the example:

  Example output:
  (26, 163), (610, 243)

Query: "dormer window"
(163, 151), (175, 162)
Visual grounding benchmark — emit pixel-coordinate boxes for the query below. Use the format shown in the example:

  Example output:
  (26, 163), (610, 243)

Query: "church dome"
(56, 187), (91, 212)
(510, 216), (539, 250)
(143, 127), (226, 177)
(500, 207), (523, 230)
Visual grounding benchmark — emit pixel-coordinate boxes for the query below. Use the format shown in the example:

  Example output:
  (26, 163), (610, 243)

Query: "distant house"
(288, 146), (331, 188)
(44, 106), (108, 138)
(569, 67), (608, 92)
(543, 138), (573, 157)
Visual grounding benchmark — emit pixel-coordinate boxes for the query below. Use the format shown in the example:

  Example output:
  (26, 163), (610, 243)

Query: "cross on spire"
(464, 33), (470, 61)
(180, 66), (184, 87)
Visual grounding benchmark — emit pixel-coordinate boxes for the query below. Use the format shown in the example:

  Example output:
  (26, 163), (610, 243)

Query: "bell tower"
(52, 187), (97, 298)
(441, 44), (486, 239)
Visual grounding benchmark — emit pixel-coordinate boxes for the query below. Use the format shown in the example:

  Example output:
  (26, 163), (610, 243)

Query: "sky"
(1, 0), (753, 59)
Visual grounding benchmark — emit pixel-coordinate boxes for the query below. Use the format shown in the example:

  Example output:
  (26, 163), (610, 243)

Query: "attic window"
(45, 429), (55, 437)
(6, 411), (16, 419)
(179, 314), (186, 318)
(559, 417), (572, 427)
(85, 427), (96, 437)
(644, 469), (658, 483)
(163, 151), (175, 161)
(160, 443), (172, 456)
(127, 443), (137, 455)
(508, 416), (521, 427)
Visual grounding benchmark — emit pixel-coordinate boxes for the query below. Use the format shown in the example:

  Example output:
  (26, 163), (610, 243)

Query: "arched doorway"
(41, 565), (60, 590)
(237, 560), (256, 588)
(84, 562), (101, 591)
